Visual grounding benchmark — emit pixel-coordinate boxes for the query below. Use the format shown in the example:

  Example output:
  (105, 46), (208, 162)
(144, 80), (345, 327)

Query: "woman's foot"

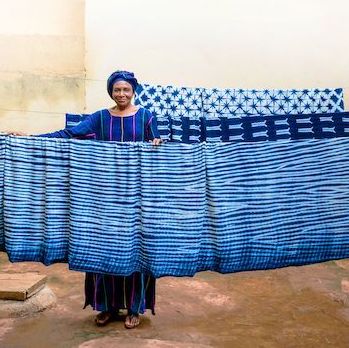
(124, 314), (140, 329)
(95, 311), (113, 326)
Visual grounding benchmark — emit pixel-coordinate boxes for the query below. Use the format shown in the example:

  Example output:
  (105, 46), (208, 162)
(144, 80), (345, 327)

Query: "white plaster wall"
(1, 0), (348, 131)
(0, 0), (84, 36)
(0, 0), (85, 134)
(85, 0), (349, 111)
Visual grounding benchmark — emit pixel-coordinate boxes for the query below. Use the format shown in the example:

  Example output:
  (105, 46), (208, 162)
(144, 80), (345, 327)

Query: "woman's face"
(112, 80), (134, 108)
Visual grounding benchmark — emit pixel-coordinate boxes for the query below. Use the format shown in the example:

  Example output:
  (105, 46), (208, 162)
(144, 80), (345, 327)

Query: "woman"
(11, 70), (161, 329)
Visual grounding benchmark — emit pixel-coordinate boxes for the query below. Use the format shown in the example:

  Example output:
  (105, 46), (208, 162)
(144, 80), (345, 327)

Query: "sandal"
(124, 314), (140, 329)
(95, 311), (113, 326)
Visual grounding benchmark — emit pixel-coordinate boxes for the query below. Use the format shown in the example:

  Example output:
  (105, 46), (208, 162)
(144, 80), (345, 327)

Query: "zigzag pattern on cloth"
(1, 135), (349, 277)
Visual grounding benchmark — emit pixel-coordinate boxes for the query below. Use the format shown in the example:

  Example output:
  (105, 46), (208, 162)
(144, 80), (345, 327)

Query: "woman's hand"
(6, 131), (28, 136)
(151, 138), (162, 146)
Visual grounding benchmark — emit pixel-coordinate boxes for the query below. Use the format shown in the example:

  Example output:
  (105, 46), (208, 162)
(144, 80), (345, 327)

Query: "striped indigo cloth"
(0, 136), (5, 251)
(1, 135), (349, 277)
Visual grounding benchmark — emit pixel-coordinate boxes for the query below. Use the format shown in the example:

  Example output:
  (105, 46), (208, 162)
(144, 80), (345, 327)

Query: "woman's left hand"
(151, 138), (162, 146)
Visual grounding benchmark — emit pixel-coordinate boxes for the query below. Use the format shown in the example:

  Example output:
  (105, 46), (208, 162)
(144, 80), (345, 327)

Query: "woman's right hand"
(5, 131), (28, 136)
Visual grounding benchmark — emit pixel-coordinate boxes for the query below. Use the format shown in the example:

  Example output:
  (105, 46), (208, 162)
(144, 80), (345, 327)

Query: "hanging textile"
(1, 133), (349, 277)
(134, 85), (344, 140)
(67, 86), (345, 141)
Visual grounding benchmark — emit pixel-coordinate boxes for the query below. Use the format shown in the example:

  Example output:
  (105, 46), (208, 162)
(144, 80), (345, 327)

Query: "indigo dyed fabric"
(0, 136), (5, 251)
(47, 107), (160, 315)
(2, 136), (71, 261)
(133, 85), (344, 140)
(135, 85), (344, 119)
(67, 111), (349, 143)
(175, 111), (349, 143)
(44, 108), (159, 141)
(1, 135), (349, 277)
(66, 85), (345, 141)
(199, 88), (344, 117)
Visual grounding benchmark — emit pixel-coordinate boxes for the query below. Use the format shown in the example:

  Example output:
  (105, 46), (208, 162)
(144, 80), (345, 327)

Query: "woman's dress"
(39, 107), (160, 314)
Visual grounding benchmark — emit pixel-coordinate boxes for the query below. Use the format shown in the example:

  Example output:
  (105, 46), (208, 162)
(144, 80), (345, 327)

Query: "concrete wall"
(0, 0), (348, 134)
(0, 0), (85, 134)
(85, 0), (349, 111)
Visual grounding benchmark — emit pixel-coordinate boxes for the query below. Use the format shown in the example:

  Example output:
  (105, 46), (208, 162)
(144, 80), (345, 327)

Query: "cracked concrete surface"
(0, 253), (348, 348)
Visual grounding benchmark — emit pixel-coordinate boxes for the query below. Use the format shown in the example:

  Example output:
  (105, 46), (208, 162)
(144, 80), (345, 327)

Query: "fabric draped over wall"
(1, 133), (349, 278)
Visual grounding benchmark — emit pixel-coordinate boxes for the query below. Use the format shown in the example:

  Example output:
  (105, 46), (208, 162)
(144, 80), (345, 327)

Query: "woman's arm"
(145, 109), (162, 145)
(35, 112), (100, 138)
(6, 113), (100, 138)
(6, 131), (28, 136)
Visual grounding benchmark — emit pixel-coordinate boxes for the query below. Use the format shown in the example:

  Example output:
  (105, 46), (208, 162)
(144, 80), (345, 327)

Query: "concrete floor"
(0, 253), (348, 348)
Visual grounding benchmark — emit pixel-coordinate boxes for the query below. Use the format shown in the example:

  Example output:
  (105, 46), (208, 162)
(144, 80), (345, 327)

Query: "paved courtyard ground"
(0, 253), (348, 348)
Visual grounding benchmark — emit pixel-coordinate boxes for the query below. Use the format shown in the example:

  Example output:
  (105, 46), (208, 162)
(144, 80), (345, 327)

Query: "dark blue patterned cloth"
(1, 135), (349, 277)
(0, 137), (5, 251)
(66, 111), (349, 143)
(134, 85), (344, 140)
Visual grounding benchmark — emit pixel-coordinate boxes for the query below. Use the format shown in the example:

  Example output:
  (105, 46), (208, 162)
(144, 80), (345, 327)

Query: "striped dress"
(39, 107), (160, 314)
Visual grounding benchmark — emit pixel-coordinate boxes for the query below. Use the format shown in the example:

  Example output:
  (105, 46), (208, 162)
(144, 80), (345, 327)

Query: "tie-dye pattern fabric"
(1, 134), (348, 277)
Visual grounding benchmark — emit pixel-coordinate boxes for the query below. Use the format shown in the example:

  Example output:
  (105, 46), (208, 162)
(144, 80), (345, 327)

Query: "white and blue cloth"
(1, 132), (349, 277)
(134, 85), (344, 141)
(1, 84), (348, 277)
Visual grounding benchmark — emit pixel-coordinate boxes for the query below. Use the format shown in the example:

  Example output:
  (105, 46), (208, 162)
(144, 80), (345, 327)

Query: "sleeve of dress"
(145, 110), (161, 140)
(35, 112), (100, 138)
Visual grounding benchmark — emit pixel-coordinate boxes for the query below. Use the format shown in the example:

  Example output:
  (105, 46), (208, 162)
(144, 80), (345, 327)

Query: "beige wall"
(0, 0), (85, 134)
(0, 0), (348, 134)
(85, 0), (349, 111)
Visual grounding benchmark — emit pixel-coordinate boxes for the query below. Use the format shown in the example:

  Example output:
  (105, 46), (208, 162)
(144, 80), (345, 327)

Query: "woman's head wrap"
(107, 70), (138, 97)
